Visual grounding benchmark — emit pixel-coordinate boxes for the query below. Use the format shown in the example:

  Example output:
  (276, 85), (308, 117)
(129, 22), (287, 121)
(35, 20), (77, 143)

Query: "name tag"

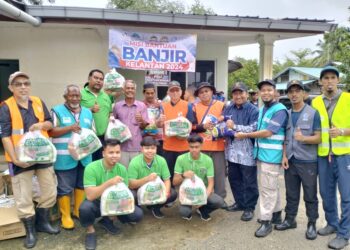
(62, 117), (72, 124)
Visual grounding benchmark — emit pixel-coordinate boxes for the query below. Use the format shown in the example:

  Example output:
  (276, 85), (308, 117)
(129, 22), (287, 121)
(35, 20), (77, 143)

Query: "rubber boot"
(271, 211), (282, 224)
(35, 207), (60, 234)
(21, 216), (37, 249)
(58, 196), (75, 229)
(73, 189), (85, 218)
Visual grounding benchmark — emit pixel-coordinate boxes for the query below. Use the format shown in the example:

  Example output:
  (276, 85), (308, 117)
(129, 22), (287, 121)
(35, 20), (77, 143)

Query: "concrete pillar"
(257, 35), (275, 81)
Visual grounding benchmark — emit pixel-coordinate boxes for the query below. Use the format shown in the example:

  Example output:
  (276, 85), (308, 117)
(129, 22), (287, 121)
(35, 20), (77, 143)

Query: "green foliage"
(228, 57), (259, 93)
(189, 0), (215, 15)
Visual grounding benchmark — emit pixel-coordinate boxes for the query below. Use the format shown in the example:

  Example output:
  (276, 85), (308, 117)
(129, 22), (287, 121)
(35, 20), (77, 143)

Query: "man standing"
(223, 83), (259, 222)
(0, 72), (59, 248)
(235, 80), (288, 238)
(312, 66), (350, 250)
(159, 81), (193, 182)
(81, 69), (112, 161)
(114, 80), (149, 168)
(49, 84), (94, 230)
(192, 82), (226, 201)
(248, 89), (259, 107)
(275, 80), (320, 240)
(79, 139), (143, 250)
(128, 136), (177, 219)
(173, 134), (224, 221)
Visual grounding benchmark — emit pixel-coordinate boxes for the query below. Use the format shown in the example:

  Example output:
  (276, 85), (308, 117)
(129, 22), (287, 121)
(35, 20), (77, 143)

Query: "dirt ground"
(1, 177), (348, 250)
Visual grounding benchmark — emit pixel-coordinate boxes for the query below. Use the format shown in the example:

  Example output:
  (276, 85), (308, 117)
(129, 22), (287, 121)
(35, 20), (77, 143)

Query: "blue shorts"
(55, 162), (85, 196)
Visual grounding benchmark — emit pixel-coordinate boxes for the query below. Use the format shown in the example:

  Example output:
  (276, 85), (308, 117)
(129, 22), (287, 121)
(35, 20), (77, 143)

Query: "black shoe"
(21, 216), (37, 249)
(226, 203), (243, 212)
(196, 208), (211, 221)
(306, 221), (317, 240)
(98, 217), (120, 235)
(275, 219), (297, 231)
(35, 208), (60, 234)
(318, 224), (337, 236)
(151, 207), (164, 219)
(85, 232), (97, 250)
(221, 201), (228, 210)
(328, 236), (349, 249)
(241, 210), (254, 222)
(271, 211), (282, 224)
(255, 220), (272, 238)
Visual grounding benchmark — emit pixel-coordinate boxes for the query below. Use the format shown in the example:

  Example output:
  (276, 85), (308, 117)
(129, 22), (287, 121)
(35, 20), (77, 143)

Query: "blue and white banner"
(109, 29), (197, 72)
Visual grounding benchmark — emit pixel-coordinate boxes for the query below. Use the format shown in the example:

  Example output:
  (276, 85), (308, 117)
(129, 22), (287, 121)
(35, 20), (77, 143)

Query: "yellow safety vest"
(4, 96), (48, 162)
(312, 93), (350, 156)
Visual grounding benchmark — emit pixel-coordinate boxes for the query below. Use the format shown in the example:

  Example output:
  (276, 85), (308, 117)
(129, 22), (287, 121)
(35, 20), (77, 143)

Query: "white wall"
(0, 22), (228, 107)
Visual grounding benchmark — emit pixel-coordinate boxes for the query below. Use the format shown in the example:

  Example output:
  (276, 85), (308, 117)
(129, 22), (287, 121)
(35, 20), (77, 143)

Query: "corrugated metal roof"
(274, 67), (323, 80)
(276, 79), (315, 90)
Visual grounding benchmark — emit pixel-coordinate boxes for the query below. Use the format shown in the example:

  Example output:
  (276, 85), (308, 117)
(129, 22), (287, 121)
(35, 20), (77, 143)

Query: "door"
(0, 60), (19, 102)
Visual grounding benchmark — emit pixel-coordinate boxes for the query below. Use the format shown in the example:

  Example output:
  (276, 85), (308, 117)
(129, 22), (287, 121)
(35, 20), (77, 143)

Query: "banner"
(145, 70), (169, 85)
(108, 29), (197, 72)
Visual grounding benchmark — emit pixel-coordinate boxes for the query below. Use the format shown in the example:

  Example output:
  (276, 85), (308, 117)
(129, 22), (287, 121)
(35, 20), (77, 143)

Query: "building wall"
(0, 22), (228, 108)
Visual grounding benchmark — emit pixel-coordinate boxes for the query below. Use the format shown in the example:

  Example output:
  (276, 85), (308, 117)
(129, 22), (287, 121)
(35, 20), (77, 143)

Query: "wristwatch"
(340, 129), (345, 136)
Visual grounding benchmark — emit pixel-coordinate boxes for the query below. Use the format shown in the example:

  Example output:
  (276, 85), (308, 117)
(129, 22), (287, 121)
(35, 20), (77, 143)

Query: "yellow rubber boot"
(58, 196), (74, 229)
(73, 189), (85, 218)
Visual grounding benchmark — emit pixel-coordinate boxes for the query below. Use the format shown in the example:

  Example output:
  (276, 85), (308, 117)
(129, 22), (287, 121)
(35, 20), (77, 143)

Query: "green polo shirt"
(84, 159), (128, 190)
(128, 154), (171, 181)
(174, 152), (214, 187)
(81, 86), (112, 136)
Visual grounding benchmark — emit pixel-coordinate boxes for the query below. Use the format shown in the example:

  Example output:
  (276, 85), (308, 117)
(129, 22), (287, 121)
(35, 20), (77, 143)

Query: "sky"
(45, 0), (350, 62)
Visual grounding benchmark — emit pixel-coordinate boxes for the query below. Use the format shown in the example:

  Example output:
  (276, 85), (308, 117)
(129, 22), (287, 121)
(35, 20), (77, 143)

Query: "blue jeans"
(318, 155), (350, 239)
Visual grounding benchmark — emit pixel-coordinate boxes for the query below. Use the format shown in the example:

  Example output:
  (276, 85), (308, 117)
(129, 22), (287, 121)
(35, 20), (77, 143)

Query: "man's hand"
(147, 173), (158, 182)
(235, 132), (247, 140)
(91, 102), (100, 113)
(294, 127), (304, 142)
(29, 122), (43, 131)
(282, 156), (289, 170)
(108, 176), (123, 186)
(183, 170), (195, 179)
(13, 159), (31, 168)
(203, 121), (214, 130)
(135, 111), (143, 124)
(70, 123), (81, 133)
(226, 119), (235, 130)
(329, 124), (342, 138)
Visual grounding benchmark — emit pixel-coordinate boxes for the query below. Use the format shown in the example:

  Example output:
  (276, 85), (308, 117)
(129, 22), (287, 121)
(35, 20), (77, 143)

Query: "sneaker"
(182, 214), (192, 221)
(318, 224), (337, 236)
(151, 208), (164, 219)
(328, 236), (349, 249)
(196, 208), (211, 221)
(165, 201), (175, 208)
(85, 233), (97, 250)
(98, 217), (121, 235)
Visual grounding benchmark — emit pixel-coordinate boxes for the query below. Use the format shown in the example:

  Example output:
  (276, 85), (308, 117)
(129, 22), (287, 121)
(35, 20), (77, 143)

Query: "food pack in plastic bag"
(105, 118), (132, 143)
(144, 107), (160, 135)
(164, 116), (192, 138)
(137, 176), (167, 205)
(179, 175), (207, 206)
(68, 128), (102, 161)
(16, 131), (57, 164)
(104, 69), (125, 90)
(101, 182), (135, 216)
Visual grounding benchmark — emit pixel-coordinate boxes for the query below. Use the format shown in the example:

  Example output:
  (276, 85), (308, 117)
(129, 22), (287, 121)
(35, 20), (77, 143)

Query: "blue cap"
(320, 66), (339, 79)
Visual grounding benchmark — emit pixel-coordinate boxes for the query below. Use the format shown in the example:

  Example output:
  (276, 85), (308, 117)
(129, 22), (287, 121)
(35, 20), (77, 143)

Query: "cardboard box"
(0, 203), (25, 240)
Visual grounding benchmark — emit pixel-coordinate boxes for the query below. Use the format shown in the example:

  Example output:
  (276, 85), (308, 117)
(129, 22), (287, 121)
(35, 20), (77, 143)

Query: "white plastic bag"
(16, 131), (57, 164)
(179, 175), (207, 206)
(164, 116), (192, 138)
(100, 182), (135, 216)
(104, 69), (125, 90)
(68, 128), (102, 161)
(105, 118), (132, 143)
(137, 176), (167, 205)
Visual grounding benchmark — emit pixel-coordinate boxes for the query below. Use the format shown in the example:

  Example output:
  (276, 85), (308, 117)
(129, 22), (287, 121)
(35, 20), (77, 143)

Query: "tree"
(189, 0), (215, 15)
(228, 57), (259, 93)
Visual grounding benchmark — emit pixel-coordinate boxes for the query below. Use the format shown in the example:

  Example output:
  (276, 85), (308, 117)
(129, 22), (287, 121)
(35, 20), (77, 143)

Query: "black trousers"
(163, 150), (187, 182)
(284, 161), (319, 222)
(92, 135), (105, 161)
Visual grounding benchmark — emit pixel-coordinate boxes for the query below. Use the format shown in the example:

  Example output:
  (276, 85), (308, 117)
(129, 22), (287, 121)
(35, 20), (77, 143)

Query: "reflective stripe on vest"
(312, 93), (350, 156)
(4, 96), (48, 162)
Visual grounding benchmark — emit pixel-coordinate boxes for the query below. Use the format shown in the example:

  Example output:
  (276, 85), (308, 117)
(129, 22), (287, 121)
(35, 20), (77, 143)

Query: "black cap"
(257, 79), (276, 90)
(231, 82), (248, 93)
(194, 82), (216, 97)
(168, 81), (181, 90)
(320, 66), (339, 79)
(286, 80), (305, 92)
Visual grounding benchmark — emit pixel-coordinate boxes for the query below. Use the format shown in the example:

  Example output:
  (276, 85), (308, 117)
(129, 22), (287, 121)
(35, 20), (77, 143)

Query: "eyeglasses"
(12, 81), (31, 87)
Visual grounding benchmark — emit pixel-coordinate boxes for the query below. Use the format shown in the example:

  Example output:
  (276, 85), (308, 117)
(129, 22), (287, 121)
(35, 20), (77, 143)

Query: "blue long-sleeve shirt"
(223, 102), (259, 166)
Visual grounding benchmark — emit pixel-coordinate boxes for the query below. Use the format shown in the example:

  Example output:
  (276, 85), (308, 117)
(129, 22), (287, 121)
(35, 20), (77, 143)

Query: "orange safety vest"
(4, 96), (49, 162)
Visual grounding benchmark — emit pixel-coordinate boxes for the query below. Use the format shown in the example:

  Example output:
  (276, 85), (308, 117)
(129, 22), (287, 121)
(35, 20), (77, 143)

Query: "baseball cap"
(257, 79), (276, 90)
(168, 81), (181, 90)
(194, 82), (216, 97)
(8, 71), (30, 85)
(320, 66), (339, 79)
(286, 80), (305, 92)
(248, 88), (258, 93)
(231, 82), (248, 93)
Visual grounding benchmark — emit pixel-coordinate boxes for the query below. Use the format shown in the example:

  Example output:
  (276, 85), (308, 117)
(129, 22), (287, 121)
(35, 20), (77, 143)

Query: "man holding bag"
(173, 134), (224, 221)
(49, 84), (94, 230)
(0, 72), (59, 248)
